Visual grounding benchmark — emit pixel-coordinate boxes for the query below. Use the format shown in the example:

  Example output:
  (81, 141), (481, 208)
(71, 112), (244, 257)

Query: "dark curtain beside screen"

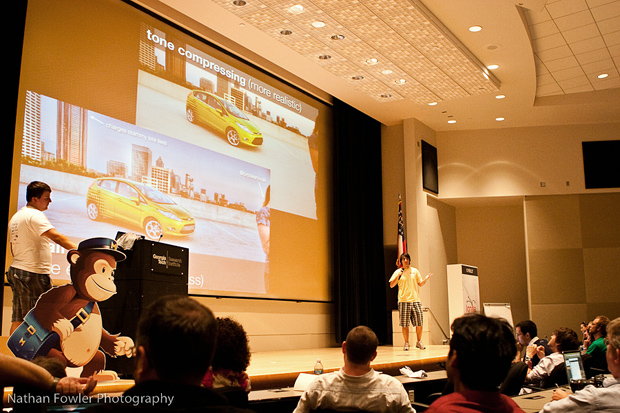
(332, 98), (387, 344)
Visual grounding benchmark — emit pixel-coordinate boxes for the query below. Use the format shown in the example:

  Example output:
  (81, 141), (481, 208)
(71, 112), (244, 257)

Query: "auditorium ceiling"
(134, 0), (620, 131)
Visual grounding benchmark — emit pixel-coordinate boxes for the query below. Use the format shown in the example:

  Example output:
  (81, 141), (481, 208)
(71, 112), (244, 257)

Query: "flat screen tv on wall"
(582, 140), (620, 189)
(422, 140), (438, 194)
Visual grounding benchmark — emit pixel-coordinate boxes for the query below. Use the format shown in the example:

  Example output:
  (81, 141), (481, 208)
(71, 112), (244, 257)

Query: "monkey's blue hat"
(74, 237), (126, 262)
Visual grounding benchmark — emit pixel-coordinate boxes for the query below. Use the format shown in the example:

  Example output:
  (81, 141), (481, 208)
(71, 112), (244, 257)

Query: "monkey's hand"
(52, 318), (75, 341)
(114, 336), (134, 357)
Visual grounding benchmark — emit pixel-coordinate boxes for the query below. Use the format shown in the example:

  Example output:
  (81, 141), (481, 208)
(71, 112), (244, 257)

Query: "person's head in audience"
(202, 316), (252, 393)
(12, 357), (68, 413)
(343, 326), (379, 372)
(447, 313), (516, 392)
(606, 317), (620, 378)
(515, 320), (538, 346)
(133, 295), (217, 385)
(549, 327), (580, 353)
(32, 357), (67, 378)
(589, 315), (610, 340)
(212, 317), (251, 374)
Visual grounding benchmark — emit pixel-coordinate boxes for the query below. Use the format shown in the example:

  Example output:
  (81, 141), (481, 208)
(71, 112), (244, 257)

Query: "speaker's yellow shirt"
(389, 267), (422, 303)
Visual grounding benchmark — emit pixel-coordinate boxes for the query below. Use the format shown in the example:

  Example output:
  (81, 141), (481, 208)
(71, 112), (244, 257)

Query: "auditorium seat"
(583, 352), (610, 378)
(540, 362), (567, 388)
(500, 361), (527, 396)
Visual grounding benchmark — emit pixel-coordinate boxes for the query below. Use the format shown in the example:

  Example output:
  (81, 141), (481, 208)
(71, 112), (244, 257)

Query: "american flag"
(396, 199), (407, 267)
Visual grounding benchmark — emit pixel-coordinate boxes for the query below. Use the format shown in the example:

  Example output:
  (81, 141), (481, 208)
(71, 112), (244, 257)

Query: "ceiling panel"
(525, 0), (620, 97)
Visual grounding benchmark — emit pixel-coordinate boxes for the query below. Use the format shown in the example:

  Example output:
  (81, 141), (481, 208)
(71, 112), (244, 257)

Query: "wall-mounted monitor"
(422, 140), (439, 194)
(582, 140), (620, 189)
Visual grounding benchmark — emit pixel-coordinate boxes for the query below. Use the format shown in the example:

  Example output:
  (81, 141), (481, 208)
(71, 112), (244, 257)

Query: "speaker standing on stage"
(389, 253), (432, 351)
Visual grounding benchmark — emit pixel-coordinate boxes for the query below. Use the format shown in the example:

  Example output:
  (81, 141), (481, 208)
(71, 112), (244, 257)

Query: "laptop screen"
(563, 351), (586, 382)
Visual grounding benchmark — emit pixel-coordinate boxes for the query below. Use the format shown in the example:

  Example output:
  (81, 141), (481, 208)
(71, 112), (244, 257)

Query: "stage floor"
(247, 344), (449, 390)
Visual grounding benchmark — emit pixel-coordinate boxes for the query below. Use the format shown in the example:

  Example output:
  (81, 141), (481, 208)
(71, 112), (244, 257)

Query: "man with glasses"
(541, 317), (620, 412)
(515, 320), (551, 368)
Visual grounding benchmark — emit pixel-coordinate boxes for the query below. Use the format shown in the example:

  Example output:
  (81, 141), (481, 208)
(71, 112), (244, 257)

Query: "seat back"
(582, 351), (610, 378)
(540, 362), (567, 388)
(500, 361), (527, 396)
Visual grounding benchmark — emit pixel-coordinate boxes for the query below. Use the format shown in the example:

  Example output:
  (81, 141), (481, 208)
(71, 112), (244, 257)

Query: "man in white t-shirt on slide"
(6, 181), (78, 334)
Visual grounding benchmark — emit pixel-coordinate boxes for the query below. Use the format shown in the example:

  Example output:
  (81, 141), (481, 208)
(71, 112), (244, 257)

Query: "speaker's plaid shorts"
(6, 267), (52, 321)
(398, 301), (423, 327)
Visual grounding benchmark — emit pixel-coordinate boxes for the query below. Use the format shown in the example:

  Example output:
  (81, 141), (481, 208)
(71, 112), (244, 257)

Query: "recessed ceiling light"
(232, 0), (246, 6)
(469, 25), (482, 32)
(598, 73), (609, 79)
(448, 120), (456, 124)
(318, 54), (331, 60)
(495, 94), (506, 99)
(280, 29), (293, 35)
(289, 4), (304, 14)
(312, 21), (326, 28)
(352, 75), (364, 80)
(428, 102), (438, 106)
(380, 93), (392, 98)
(487, 64), (499, 70)
(366, 58), (379, 65)
(381, 69), (393, 75)
(331, 34), (345, 40)
(395, 79), (406, 84)
(496, 117), (505, 121)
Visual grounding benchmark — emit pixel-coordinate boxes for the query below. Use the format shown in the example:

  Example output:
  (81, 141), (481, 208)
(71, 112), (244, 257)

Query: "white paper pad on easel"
(399, 366), (427, 378)
(294, 373), (319, 391)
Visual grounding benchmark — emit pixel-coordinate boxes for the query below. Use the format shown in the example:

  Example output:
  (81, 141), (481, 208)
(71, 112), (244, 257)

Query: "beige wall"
(454, 201), (529, 326)
(437, 123), (620, 199)
(525, 193), (620, 338)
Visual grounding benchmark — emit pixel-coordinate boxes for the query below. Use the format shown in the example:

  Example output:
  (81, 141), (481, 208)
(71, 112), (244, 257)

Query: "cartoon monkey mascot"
(8, 237), (133, 377)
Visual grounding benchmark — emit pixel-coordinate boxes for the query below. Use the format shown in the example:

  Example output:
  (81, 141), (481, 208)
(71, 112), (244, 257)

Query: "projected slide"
(136, 27), (319, 221)
(12, 0), (331, 301)
(19, 92), (271, 295)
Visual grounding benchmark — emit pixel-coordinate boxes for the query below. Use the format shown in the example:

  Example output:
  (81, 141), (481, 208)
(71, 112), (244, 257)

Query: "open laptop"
(563, 350), (587, 382)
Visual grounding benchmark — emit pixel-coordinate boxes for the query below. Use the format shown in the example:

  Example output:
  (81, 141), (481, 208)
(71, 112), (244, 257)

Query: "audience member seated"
(293, 325), (415, 413)
(424, 313), (526, 413)
(12, 357), (69, 412)
(524, 327), (579, 388)
(580, 321), (590, 349)
(0, 353), (96, 394)
(85, 295), (254, 413)
(540, 316), (620, 412)
(584, 315), (610, 375)
(202, 317), (252, 407)
(514, 320), (551, 368)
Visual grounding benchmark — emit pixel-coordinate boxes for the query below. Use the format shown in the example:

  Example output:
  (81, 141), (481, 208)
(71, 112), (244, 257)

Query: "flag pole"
(396, 194), (406, 267)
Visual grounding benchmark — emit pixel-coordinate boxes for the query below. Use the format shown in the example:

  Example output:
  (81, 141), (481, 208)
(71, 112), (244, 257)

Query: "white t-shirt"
(293, 368), (415, 413)
(9, 206), (54, 274)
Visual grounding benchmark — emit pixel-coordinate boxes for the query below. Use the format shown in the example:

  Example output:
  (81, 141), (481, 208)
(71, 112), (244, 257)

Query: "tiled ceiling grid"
(209, 0), (500, 104)
(524, 0), (620, 96)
